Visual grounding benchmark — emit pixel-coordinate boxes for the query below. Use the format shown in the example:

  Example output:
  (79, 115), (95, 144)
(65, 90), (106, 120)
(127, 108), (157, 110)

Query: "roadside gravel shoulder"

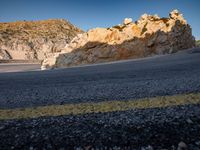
(0, 104), (200, 149)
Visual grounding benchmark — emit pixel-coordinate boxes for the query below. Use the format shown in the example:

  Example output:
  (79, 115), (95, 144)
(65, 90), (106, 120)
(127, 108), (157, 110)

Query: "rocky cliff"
(42, 10), (195, 69)
(0, 19), (83, 60)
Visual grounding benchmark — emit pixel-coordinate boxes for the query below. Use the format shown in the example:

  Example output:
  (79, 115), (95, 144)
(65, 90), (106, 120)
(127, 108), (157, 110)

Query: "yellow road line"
(0, 93), (200, 120)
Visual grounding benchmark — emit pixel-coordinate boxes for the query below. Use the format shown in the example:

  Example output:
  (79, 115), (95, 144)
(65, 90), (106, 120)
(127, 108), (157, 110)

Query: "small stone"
(178, 141), (187, 150)
(30, 134), (35, 139)
(141, 145), (153, 150)
(195, 141), (200, 146)
(186, 118), (193, 124)
(171, 145), (176, 150)
(75, 147), (82, 150)
(44, 136), (49, 140)
(146, 145), (154, 150)
(15, 134), (19, 138)
(84, 146), (92, 150)
(29, 146), (34, 150)
(0, 126), (5, 130)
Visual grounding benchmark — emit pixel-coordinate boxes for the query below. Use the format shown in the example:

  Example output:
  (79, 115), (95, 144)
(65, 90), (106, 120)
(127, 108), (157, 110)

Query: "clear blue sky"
(0, 0), (200, 39)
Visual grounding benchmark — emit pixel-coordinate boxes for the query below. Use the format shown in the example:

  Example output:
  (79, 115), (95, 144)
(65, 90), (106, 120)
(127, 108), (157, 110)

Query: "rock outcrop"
(41, 10), (195, 69)
(0, 19), (83, 60)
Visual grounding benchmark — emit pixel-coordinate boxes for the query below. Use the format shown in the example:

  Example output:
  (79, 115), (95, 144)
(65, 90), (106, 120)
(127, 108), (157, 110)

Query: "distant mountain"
(42, 10), (195, 70)
(0, 19), (83, 60)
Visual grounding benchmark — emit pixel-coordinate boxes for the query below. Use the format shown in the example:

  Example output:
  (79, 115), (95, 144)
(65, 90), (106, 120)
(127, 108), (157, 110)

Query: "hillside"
(0, 19), (83, 60)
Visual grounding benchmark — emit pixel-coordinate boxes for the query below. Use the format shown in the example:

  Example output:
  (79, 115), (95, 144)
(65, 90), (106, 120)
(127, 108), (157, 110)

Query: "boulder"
(41, 10), (195, 69)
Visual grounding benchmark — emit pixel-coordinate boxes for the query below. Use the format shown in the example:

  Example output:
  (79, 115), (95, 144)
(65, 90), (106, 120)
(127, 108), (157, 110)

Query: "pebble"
(0, 125), (5, 130)
(141, 145), (153, 150)
(15, 134), (19, 138)
(195, 141), (200, 146)
(29, 146), (34, 150)
(186, 118), (193, 124)
(177, 141), (187, 150)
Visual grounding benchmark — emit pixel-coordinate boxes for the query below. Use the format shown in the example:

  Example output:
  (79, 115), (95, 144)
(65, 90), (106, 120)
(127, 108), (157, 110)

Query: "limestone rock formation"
(42, 10), (195, 69)
(0, 19), (83, 60)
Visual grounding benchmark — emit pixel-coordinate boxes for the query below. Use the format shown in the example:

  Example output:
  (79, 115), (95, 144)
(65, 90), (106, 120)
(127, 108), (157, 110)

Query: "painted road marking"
(0, 93), (200, 120)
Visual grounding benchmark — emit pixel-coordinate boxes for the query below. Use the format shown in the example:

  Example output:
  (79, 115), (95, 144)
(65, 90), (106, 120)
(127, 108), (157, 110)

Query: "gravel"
(1, 104), (200, 149)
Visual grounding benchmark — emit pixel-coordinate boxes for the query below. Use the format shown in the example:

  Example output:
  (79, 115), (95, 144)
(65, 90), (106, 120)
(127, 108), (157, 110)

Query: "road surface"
(0, 48), (200, 149)
(0, 63), (40, 73)
(0, 48), (200, 109)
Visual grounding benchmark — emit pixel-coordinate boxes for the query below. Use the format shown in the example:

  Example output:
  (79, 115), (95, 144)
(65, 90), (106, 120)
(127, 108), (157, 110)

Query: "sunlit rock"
(42, 10), (195, 69)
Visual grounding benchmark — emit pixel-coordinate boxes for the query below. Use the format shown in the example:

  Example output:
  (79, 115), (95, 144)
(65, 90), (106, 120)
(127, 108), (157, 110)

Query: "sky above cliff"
(0, 0), (200, 39)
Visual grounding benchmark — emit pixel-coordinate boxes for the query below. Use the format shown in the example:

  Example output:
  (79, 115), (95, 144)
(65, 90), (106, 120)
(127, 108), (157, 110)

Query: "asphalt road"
(0, 63), (40, 73)
(1, 48), (200, 149)
(0, 48), (200, 109)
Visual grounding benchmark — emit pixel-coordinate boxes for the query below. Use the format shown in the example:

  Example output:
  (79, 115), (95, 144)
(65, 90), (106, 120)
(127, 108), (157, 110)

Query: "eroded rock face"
(42, 10), (195, 69)
(0, 19), (83, 60)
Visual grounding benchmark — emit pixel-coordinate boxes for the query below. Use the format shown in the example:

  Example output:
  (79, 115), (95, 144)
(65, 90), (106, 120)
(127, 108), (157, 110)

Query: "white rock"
(123, 18), (133, 25)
